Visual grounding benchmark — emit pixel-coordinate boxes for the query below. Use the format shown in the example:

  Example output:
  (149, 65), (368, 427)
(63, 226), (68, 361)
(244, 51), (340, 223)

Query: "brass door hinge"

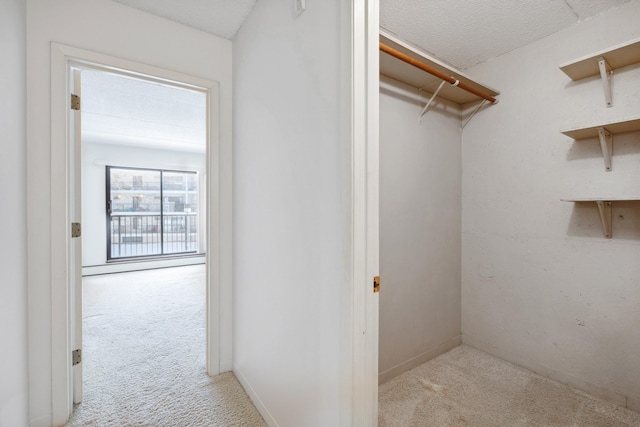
(71, 222), (81, 238)
(373, 276), (380, 293)
(71, 94), (80, 111)
(72, 349), (82, 366)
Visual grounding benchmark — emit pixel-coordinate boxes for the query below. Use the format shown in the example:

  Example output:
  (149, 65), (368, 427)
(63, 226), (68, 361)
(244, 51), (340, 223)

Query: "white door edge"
(347, 0), (380, 425)
(71, 67), (83, 405)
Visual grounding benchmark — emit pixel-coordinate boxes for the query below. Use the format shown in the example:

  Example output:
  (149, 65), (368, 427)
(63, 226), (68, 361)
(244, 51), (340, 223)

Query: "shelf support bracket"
(461, 99), (489, 130)
(596, 201), (612, 239)
(596, 127), (613, 172)
(597, 56), (613, 108)
(419, 80), (446, 119)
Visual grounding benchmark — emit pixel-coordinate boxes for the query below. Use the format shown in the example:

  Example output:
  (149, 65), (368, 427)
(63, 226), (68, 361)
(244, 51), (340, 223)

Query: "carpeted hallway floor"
(379, 345), (640, 427)
(65, 264), (266, 427)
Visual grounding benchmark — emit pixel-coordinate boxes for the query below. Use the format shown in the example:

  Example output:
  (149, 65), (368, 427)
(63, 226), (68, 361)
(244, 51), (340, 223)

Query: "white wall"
(82, 140), (206, 270)
(26, 1), (232, 425)
(0, 0), (29, 425)
(232, 1), (351, 425)
(462, 1), (640, 411)
(378, 77), (462, 383)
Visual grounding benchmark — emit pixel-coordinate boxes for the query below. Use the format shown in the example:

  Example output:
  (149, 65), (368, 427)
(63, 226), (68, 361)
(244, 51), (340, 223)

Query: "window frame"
(106, 165), (200, 261)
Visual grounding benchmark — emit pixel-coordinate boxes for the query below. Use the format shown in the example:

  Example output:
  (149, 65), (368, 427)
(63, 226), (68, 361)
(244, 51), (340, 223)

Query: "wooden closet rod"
(380, 43), (498, 104)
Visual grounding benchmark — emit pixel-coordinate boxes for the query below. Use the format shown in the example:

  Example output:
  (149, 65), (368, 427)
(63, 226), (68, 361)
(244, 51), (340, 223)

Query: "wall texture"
(232, 0), (351, 425)
(0, 0), (29, 425)
(378, 77), (462, 383)
(462, 1), (640, 411)
(26, 0), (232, 424)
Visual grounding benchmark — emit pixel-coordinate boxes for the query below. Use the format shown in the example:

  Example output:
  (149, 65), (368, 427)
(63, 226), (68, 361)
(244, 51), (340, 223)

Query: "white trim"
(348, 0), (379, 425)
(378, 336), (461, 384)
(205, 78), (223, 375)
(82, 255), (205, 276)
(365, 0), (380, 422)
(49, 43), (230, 424)
(50, 41), (72, 424)
(233, 364), (279, 427)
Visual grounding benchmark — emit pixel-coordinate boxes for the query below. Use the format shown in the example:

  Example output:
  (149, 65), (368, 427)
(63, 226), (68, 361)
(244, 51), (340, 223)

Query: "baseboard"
(628, 395), (640, 413)
(462, 335), (640, 412)
(233, 364), (280, 427)
(82, 255), (205, 276)
(31, 415), (53, 427)
(378, 335), (462, 384)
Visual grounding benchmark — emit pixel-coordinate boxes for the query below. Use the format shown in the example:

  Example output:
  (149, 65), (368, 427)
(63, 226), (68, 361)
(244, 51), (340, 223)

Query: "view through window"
(107, 166), (198, 260)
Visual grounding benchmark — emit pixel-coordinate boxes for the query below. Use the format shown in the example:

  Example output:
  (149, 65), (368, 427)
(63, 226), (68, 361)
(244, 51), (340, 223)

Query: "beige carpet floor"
(379, 345), (640, 427)
(66, 265), (266, 427)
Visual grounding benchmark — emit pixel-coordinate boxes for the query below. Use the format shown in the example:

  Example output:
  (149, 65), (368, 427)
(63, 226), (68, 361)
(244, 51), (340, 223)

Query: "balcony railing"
(108, 212), (198, 260)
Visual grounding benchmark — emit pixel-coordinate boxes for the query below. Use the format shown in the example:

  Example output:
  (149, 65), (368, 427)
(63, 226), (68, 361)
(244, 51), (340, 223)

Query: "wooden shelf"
(562, 197), (640, 238)
(562, 197), (640, 202)
(561, 117), (640, 171)
(560, 39), (640, 81)
(559, 39), (640, 107)
(561, 117), (640, 140)
(379, 29), (500, 106)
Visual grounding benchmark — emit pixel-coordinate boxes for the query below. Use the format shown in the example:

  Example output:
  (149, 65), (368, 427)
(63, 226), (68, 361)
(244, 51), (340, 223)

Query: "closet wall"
(461, 1), (640, 410)
(379, 76), (463, 382)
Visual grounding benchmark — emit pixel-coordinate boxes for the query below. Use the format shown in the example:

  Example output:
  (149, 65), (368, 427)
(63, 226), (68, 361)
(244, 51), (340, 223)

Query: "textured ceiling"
(111, 0), (631, 69)
(380, 0), (632, 70)
(112, 0), (257, 39)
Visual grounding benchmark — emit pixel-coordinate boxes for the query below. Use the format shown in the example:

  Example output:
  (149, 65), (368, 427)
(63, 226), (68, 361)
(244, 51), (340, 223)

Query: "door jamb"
(348, 0), (380, 424)
(50, 42), (228, 424)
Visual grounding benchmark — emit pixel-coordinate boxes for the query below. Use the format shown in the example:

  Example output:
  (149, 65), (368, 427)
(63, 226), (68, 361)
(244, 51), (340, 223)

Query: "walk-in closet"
(377, 1), (640, 423)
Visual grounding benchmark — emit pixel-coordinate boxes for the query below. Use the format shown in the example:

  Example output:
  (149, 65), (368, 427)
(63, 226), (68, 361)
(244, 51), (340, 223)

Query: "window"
(106, 166), (199, 260)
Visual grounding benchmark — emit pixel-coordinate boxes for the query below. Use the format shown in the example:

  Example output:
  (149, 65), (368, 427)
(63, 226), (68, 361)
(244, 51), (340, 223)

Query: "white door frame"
(70, 67), (83, 405)
(50, 42), (229, 423)
(348, 0), (380, 424)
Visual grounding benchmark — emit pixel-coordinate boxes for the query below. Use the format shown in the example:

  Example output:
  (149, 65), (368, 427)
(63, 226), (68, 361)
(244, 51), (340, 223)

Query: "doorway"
(50, 43), (230, 423)
(76, 64), (208, 411)
(79, 67), (208, 270)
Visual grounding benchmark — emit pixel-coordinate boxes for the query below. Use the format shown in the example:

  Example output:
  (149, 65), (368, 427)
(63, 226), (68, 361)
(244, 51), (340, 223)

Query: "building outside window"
(107, 166), (199, 260)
